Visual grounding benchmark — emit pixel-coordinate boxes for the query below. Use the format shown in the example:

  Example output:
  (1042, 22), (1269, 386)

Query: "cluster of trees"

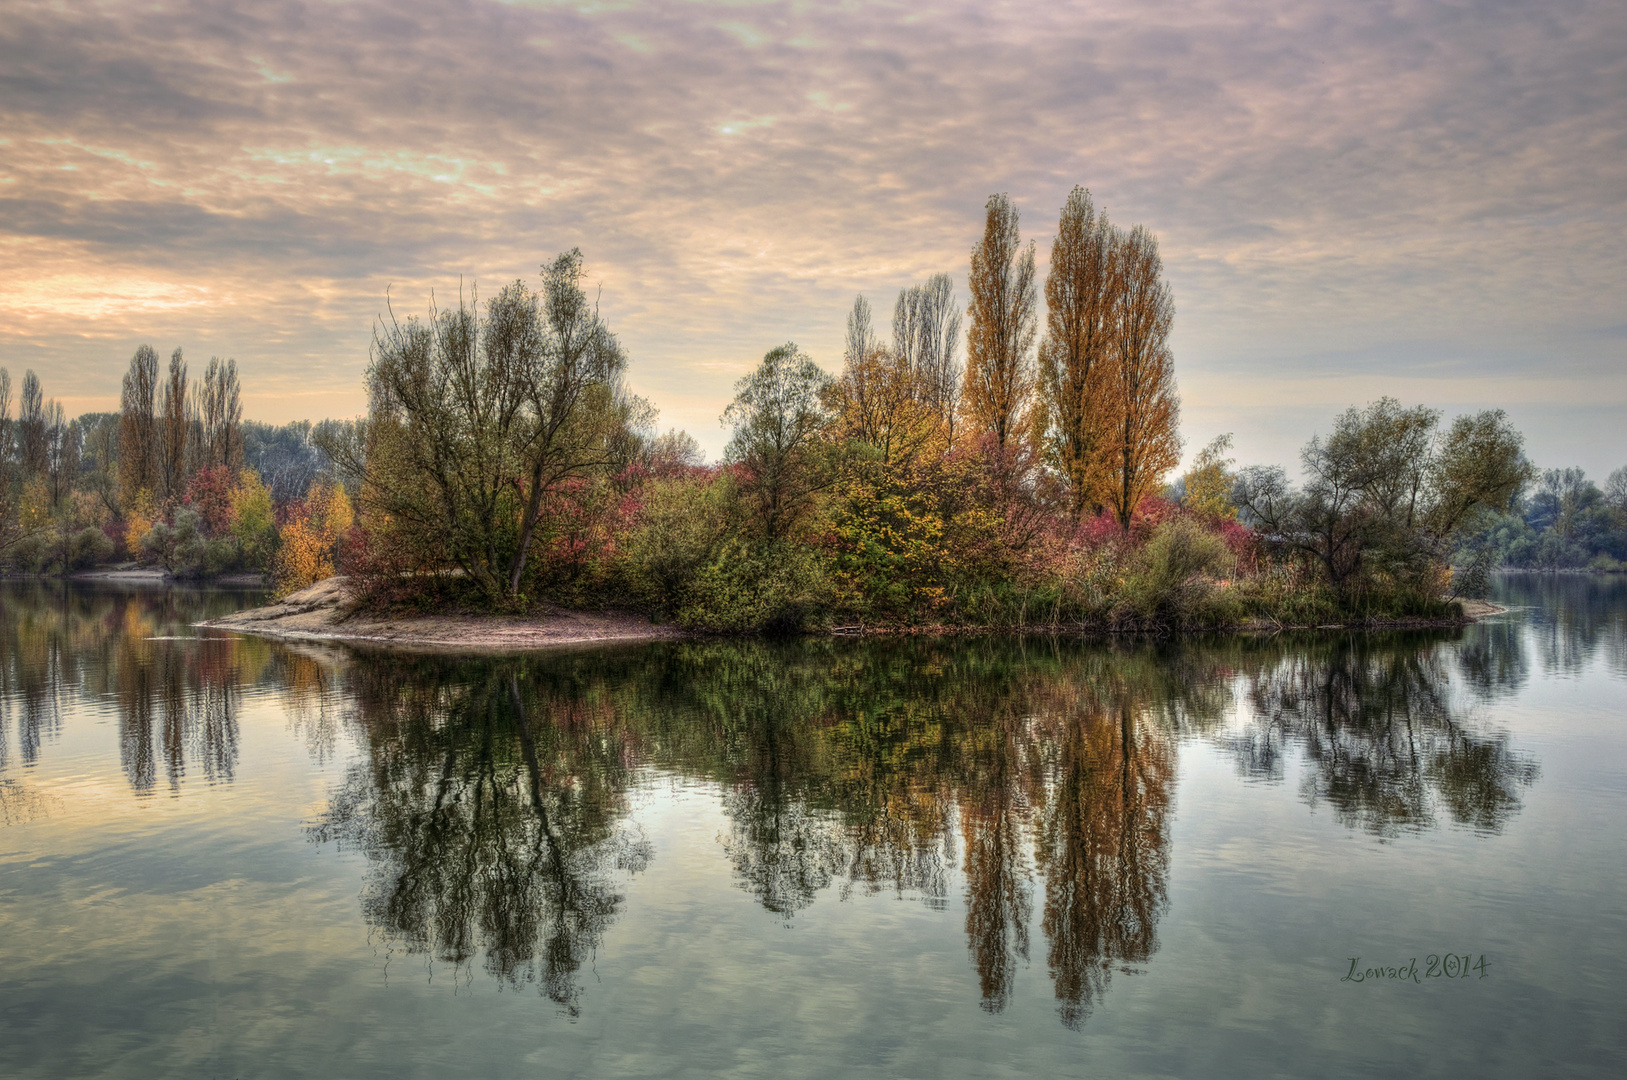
(331, 195), (1544, 629)
(331, 197), (1195, 627)
(8, 188), (1609, 622)
(1455, 465), (1627, 571)
(0, 355), (351, 593)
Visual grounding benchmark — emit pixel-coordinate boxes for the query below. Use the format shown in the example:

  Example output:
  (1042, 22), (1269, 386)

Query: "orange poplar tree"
(963, 194), (1038, 449)
(1101, 225), (1180, 531)
(1038, 186), (1117, 519)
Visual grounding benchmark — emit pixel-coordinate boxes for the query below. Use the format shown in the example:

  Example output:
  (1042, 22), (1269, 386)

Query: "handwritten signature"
(1341, 954), (1489, 983)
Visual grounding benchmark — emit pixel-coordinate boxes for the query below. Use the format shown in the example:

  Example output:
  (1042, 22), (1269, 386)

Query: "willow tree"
(723, 342), (832, 540)
(1102, 226), (1180, 531)
(964, 194), (1038, 449)
(1038, 187), (1116, 518)
(346, 250), (637, 605)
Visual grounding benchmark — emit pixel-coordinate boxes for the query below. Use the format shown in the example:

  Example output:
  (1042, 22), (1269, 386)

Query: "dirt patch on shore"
(202, 577), (690, 652)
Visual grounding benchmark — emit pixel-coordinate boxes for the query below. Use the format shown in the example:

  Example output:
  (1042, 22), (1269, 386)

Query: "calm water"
(1, 577), (1624, 1078)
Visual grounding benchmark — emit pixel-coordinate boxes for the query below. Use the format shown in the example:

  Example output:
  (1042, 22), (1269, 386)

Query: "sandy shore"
(202, 577), (691, 651)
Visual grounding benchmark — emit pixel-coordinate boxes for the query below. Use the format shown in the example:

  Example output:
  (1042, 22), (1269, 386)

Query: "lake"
(1, 576), (1623, 1078)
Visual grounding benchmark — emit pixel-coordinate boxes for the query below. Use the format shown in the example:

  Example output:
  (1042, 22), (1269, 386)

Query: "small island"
(4, 195), (1622, 639)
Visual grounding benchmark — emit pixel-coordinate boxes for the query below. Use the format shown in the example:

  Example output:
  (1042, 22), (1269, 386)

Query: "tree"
(722, 343), (832, 540)
(0, 368), (10, 472)
(1233, 400), (1531, 598)
(892, 274), (963, 445)
(1426, 410), (1532, 536)
(1038, 187), (1116, 517)
(1101, 226), (1180, 531)
(1605, 465), (1627, 515)
(119, 345), (160, 511)
(964, 194), (1038, 449)
(1181, 434), (1236, 519)
(194, 357), (243, 473)
(18, 370), (46, 478)
(43, 401), (77, 509)
(828, 297), (937, 466)
(341, 250), (636, 605)
(159, 348), (189, 502)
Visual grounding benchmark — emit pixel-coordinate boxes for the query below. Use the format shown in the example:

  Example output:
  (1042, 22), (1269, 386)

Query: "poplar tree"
(891, 273), (963, 444)
(119, 345), (160, 510)
(1102, 225), (1180, 531)
(963, 194), (1037, 449)
(1038, 187), (1116, 518)
(159, 348), (189, 501)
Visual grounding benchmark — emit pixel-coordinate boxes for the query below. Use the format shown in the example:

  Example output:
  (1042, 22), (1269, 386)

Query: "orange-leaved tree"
(1101, 225), (1180, 532)
(1038, 186), (1117, 519)
(963, 194), (1038, 450)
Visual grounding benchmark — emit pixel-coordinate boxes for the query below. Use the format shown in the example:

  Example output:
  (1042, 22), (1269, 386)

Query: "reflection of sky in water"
(0, 578), (1623, 1078)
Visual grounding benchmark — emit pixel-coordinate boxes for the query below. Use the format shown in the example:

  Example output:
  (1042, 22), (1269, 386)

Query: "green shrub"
(621, 474), (742, 617)
(2, 526), (114, 575)
(677, 537), (830, 634)
(1114, 517), (1236, 628)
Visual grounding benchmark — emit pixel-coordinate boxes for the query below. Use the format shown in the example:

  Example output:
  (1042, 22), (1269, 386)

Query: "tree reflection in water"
(0, 582), (265, 791)
(1232, 633), (1539, 836)
(310, 657), (651, 1014)
(0, 582), (1556, 1028)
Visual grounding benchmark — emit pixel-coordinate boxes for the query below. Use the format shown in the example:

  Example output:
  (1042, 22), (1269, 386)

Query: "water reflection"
(0, 581), (1572, 1030)
(1230, 634), (1540, 836)
(0, 582), (268, 791)
(310, 659), (652, 1013)
(1496, 573), (1627, 678)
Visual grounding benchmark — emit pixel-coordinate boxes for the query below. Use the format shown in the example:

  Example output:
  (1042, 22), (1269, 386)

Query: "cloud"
(1, 0), (1623, 471)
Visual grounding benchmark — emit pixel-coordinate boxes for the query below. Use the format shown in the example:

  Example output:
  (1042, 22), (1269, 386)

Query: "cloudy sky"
(3, 0), (1624, 475)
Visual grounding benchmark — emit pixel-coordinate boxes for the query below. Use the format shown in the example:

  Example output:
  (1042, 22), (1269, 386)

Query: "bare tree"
(0, 368), (11, 475)
(1102, 226), (1180, 531)
(964, 194), (1038, 448)
(43, 401), (77, 508)
(193, 357), (244, 473)
(892, 273), (963, 444)
(1039, 187), (1117, 518)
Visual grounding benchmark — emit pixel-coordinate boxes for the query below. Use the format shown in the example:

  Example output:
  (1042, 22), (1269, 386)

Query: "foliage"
(273, 480), (353, 596)
(1181, 434), (1236, 519)
(342, 252), (642, 605)
(722, 343), (833, 541)
(1233, 399), (1530, 601)
(964, 193), (1038, 448)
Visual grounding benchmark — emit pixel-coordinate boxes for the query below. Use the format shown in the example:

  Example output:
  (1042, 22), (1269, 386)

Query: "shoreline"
(201, 578), (692, 652)
(202, 578), (1509, 652)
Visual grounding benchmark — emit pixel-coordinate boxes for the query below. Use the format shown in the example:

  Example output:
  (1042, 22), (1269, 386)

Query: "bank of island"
(204, 576), (1506, 652)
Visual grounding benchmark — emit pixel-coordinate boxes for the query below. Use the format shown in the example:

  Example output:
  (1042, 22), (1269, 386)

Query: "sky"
(2, 0), (1624, 477)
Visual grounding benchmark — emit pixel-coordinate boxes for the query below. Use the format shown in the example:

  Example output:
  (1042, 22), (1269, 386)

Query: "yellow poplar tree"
(963, 194), (1038, 449)
(1038, 186), (1117, 518)
(1102, 226), (1181, 531)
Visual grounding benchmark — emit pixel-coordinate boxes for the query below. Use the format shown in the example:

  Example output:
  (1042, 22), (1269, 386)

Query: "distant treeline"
(4, 188), (1622, 622)
(1456, 466), (1627, 572)
(0, 353), (355, 587)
